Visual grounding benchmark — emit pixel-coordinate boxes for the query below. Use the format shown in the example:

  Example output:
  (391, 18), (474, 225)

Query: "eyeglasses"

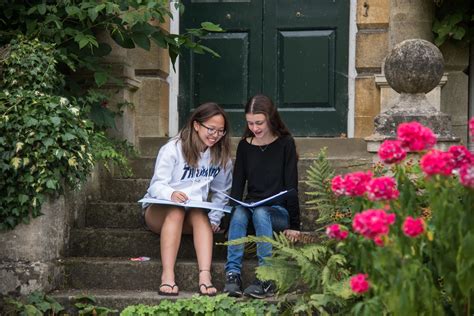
(199, 122), (226, 137)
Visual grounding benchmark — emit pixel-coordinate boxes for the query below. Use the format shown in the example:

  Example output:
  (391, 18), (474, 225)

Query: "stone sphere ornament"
(384, 39), (444, 94)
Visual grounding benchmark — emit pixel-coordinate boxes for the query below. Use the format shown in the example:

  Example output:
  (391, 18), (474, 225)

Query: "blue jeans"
(225, 205), (289, 274)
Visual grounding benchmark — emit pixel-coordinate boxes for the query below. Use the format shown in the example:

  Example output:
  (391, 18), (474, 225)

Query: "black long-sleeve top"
(230, 135), (301, 230)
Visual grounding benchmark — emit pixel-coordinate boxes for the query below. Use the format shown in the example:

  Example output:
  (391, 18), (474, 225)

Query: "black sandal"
(158, 283), (179, 296)
(198, 269), (217, 296)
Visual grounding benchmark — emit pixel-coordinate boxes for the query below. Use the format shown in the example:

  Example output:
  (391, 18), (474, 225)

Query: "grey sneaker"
(243, 279), (275, 299)
(223, 272), (242, 297)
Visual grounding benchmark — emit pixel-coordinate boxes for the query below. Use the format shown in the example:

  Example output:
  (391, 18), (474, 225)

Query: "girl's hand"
(211, 224), (220, 232)
(283, 229), (300, 243)
(171, 191), (189, 203)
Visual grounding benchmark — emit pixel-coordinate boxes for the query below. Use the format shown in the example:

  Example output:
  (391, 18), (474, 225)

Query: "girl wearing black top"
(223, 94), (301, 298)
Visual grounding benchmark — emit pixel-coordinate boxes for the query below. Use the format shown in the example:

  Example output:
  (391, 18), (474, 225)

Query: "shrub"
(0, 38), (94, 230)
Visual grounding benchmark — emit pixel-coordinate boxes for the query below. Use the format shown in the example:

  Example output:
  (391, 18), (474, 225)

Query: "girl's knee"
(231, 206), (250, 224)
(252, 207), (271, 222)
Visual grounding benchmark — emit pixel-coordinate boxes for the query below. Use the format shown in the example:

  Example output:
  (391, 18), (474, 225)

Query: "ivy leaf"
(43, 138), (55, 147)
(50, 117), (61, 126)
(61, 133), (76, 141)
(18, 194), (29, 205)
(46, 179), (57, 189)
(37, 4), (47, 15)
(65, 5), (81, 16)
(201, 22), (223, 32)
(15, 142), (24, 153)
(10, 157), (21, 170)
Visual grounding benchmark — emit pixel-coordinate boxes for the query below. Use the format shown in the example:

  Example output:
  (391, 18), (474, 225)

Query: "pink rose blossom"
(366, 176), (400, 201)
(350, 274), (370, 294)
(378, 140), (407, 164)
(420, 150), (455, 176)
(331, 175), (345, 196)
(326, 224), (349, 240)
(373, 235), (385, 247)
(459, 163), (474, 188)
(402, 216), (425, 237)
(448, 145), (473, 169)
(343, 171), (373, 197)
(397, 122), (437, 152)
(352, 209), (396, 242)
(469, 117), (474, 137)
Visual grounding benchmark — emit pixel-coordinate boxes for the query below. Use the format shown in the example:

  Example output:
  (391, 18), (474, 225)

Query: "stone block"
(135, 78), (170, 116)
(356, 31), (388, 72)
(441, 71), (469, 143)
(136, 115), (168, 137)
(128, 43), (170, 76)
(355, 77), (380, 117)
(355, 116), (376, 138)
(357, 0), (389, 29)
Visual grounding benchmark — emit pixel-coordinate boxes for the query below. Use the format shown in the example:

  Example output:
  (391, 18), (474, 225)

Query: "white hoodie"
(142, 137), (232, 226)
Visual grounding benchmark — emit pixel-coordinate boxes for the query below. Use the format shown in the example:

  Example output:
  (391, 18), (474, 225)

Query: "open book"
(221, 189), (295, 208)
(138, 198), (233, 213)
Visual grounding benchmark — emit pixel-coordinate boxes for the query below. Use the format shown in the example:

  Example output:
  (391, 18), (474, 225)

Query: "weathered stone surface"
(384, 39), (444, 94)
(356, 31), (388, 72)
(357, 0), (389, 29)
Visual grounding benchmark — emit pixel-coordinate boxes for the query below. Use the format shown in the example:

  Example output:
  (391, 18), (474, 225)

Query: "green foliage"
(305, 148), (351, 226)
(433, 0), (473, 46)
(73, 295), (118, 316)
(227, 234), (353, 315)
(3, 291), (65, 316)
(0, 0), (223, 77)
(120, 294), (278, 316)
(0, 38), (94, 230)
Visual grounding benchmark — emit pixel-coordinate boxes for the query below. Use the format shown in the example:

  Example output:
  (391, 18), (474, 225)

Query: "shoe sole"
(244, 292), (274, 299)
(224, 290), (243, 297)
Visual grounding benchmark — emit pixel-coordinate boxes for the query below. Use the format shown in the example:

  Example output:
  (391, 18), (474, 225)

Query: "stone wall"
(354, 0), (389, 137)
(0, 169), (100, 296)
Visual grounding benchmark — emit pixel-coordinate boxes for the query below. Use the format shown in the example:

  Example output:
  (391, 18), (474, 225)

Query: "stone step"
(68, 228), (229, 259)
(101, 156), (373, 203)
(138, 136), (371, 158)
(85, 201), (321, 231)
(60, 258), (257, 292)
(49, 289), (285, 313)
(119, 156), (373, 180)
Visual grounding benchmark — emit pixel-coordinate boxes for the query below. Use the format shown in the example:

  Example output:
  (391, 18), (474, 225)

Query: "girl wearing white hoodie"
(142, 102), (232, 296)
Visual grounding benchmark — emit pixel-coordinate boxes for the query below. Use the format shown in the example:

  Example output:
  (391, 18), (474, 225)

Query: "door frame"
(168, 0), (357, 138)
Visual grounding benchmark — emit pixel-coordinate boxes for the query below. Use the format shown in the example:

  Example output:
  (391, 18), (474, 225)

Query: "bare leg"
(183, 208), (216, 295)
(145, 204), (185, 294)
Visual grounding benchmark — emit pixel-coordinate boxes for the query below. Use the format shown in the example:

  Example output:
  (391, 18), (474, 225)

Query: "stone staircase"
(50, 137), (373, 311)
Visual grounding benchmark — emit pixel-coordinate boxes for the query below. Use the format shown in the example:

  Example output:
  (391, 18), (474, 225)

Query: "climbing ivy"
(0, 38), (94, 230)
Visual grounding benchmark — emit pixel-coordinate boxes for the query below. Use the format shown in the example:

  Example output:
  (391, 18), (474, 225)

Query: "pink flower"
(331, 175), (345, 196)
(366, 176), (400, 201)
(469, 117), (474, 137)
(326, 224), (349, 240)
(448, 145), (473, 169)
(343, 171), (373, 197)
(420, 150), (455, 176)
(350, 274), (370, 294)
(378, 140), (407, 164)
(402, 216), (425, 237)
(373, 235), (385, 247)
(352, 209), (396, 242)
(397, 122), (437, 152)
(459, 163), (474, 188)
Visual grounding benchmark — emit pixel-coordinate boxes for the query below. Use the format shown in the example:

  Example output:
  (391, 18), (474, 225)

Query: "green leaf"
(61, 133), (76, 141)
(37, 4), (47, 15)
(43, 138), (55, 147)
(50, 117), (61, 126)
(65, 5), (81, 16)
(46, 179), (57, 189)
(201, 22), (223, 32)
(132, 32), (151, 50)
(456, 232), (474, 295)
(150, 31), (168, 49)
(88, 7), (98, 22)
(94, 72), (108, 87)
(111, 31), (135, 49)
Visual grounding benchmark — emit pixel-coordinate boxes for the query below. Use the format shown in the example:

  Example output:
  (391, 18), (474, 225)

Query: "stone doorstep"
(138, 136), (371, 158)
(116, 156), (373, 180)
(84, 201), (321, 231)
(50, 289), (292, 313)
(60, 258), (258, 292)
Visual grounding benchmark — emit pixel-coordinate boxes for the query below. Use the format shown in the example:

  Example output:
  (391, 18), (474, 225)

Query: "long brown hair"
(242, 94), (291, 139)
(179, 102), (231, 168)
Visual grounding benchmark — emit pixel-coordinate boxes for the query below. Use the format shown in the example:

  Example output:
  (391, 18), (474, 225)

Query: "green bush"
(120, 294), (278, 316)
(0, 38), (94, 230)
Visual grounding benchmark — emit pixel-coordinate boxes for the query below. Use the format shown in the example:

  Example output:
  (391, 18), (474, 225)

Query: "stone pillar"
(389, 0), (434, 49)
(366, 39), (459, 152)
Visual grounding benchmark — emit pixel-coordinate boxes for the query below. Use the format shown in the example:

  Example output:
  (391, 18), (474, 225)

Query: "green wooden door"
(180, 0), (349, 136)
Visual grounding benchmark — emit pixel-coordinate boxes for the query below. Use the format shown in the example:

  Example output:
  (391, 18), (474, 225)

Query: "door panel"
(180, 0), (349, 136)
(180, 1), (262, 133)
